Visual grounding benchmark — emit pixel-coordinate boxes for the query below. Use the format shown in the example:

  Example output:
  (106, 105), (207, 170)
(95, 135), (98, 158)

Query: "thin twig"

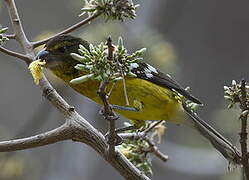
(143, 136), (168, 162)
(107, 82), (116, 99)
(6, 34), (16, 39)
(119, 122), (168, 162)
(119, 132), (168, 162)
(239, 79), (249, 180)
(97, 37), (118, 156)
(144, 120), (163, 135)
(182, 102), (241, 164)
(107, 37), (114, 60)
(5, 0), (33, 56)
(98, 80), (113, 115)
(120, 68), (130, 105)
(0, 46), (32, 63)
(0, 123), (72, 152)
(32, 13), (101, 48)
(98, 80), (117, 156)
(106, 38), (118, 156)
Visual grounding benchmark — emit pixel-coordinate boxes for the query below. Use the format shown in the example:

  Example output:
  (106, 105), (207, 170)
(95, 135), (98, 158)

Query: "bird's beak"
(36, 48), (49, 60)
(36, 48), (64, 68)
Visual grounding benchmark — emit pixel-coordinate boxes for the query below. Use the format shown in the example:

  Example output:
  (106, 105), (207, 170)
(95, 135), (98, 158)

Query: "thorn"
(42, 87), (54, 98)
(68, 106), (75, 112)
(107, 36), (112, 42)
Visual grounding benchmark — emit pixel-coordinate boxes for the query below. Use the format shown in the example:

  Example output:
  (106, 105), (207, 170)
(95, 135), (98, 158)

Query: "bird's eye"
(58, 46), (67, 53)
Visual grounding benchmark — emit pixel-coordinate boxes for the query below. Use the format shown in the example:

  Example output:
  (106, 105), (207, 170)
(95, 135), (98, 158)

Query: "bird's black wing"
(130, 62), (202, 104)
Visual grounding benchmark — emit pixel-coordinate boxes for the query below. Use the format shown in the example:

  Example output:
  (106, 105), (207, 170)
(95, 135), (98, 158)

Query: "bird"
(36, 34), (240, 164)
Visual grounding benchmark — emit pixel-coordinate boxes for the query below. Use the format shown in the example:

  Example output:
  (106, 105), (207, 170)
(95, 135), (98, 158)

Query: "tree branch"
(6, 34), (16, 39)
(5, 0), (33, 56)
(40, 77), (150, 180)
(32, 13), (101, 48)
(98, 80), (119, 156)
(0, 123), (73, 152)
(119, 132), (169, 162)
(100, 37), (119, 156)
(0, 114), (150, 180)
(239, 79), (249, 180)
(0, 46), (32, 63)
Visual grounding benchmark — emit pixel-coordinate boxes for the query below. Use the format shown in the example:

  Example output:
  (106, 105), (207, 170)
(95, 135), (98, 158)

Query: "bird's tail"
(182, 102), (241, 164)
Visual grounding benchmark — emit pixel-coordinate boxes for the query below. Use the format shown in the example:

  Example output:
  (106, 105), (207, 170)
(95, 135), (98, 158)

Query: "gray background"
(0, 0), (248, 179)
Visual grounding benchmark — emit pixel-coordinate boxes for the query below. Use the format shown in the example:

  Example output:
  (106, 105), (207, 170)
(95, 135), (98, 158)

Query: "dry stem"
(239, 80), (249, 180)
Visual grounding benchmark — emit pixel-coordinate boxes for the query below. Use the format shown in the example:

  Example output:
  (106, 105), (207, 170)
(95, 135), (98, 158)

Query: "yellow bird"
(36, 35), (240, 163)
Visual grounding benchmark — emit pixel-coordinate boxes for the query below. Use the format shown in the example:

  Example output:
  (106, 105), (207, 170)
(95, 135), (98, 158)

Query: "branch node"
(42, 87), (55, 98)
(68, 106), (75, 112)
(13, 18), (19, 22)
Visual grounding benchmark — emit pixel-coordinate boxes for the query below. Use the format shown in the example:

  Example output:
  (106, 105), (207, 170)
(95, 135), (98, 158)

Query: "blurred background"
(0, 0), (248, 179)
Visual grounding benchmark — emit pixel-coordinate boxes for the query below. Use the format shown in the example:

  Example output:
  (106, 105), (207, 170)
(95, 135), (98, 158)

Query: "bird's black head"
(36, 35), (89, 68)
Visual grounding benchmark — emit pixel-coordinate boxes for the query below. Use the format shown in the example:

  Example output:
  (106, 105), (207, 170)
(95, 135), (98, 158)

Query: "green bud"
(89, 44), (95, 52)
(81, 8), (95, 12)
(136, 48), (146, 55)
(224, 95), (232, 100)
(95, 0), (103, 5)
(133, 58), (143, 61)
(223, 86), (230, 91)
(185, 86), (190, 91)
(70, 74), (94, 84)
(128, 72), (137, 77)
(118, 36), (124, 48)
(79, 44), (90, 52)
(127, 59), (139, 63)
(120, 48), (126, 55)
(84, 54), (92, 61)
(190, 103), (199, 111)
(75, 64), (93, 71)
(134, 4), (140, 9)
(232, 80), (237, 86)
(79, 12), (86, 17)
(91, 50), (99, 57)
(71, 53), (85, 62)
(100, 0), (105, 6)
(113, 77), (123, 81)
(78, 48), (87, 55)
(0, 27), (8, 34)
(228, 104), (234, 109)
(75, 64), (86, 70)
(94, 75), (103, 81)
(102, 72), (109, 79)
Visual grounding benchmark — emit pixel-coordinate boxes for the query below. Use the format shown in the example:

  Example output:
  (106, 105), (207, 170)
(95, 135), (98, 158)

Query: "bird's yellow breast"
(51, 66), (184, 126)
